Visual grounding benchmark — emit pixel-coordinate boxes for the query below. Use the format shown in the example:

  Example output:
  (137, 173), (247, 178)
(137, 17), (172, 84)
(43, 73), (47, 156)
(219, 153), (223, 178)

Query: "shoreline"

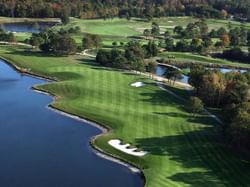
(0, 17), (61, 24)
(0, 57), (146, 186)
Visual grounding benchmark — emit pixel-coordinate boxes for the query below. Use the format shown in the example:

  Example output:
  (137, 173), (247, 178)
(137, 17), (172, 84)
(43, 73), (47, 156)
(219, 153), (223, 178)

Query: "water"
(156, 65), (247, 84)
(156, 65), (189, 83)
(1, 22), (57, 33)
(0, 59), (143, 187)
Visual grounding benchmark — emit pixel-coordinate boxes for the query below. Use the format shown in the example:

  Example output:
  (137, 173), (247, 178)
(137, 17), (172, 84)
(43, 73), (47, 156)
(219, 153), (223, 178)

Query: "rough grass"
(1, 45), (250, 187)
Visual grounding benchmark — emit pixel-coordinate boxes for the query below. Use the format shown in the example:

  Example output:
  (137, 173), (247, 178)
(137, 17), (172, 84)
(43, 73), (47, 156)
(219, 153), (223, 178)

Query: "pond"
(0, 59), (143, 187)
(1, 22), (57, 33)
(156, 65), (248, 84)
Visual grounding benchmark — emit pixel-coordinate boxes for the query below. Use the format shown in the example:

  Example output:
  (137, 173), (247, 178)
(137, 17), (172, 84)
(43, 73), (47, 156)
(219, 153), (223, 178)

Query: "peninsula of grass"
(1, 45), (250, 187)
(158, 51), (250, 69)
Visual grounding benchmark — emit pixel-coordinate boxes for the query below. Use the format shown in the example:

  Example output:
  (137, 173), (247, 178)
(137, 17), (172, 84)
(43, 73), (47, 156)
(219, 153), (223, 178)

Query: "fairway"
(1, 46), (250, 187)
(57, 18), (145, 36)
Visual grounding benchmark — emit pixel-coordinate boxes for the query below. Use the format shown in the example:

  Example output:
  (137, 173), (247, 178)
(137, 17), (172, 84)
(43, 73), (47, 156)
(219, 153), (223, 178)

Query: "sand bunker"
(131, 82), (145, 87)
(108, 139), (147, 157)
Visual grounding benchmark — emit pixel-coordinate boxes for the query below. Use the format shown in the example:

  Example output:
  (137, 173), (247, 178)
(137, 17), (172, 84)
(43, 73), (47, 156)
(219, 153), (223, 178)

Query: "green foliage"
(0, 29), (16, 42)
(164, 68), (183, 85)
(188, 96), (204, 114)
(228, 102), (250, 151)
(50, 35), (77, 55)
(29, 30), (77, 55)
(143, 40), (158, 58)
(82, 34), (102, 49)
(96, 40), (158, 71)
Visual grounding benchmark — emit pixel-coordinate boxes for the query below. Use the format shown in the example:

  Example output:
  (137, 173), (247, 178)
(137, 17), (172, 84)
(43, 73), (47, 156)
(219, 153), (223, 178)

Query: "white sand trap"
(108, 139), (147, 157)
(131, 82), (145, 87)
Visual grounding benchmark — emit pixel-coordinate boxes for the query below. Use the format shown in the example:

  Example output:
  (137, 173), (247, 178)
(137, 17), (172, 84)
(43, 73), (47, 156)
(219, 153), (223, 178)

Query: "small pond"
(1, 22), (57, 33)
(156, 65), (248, 84)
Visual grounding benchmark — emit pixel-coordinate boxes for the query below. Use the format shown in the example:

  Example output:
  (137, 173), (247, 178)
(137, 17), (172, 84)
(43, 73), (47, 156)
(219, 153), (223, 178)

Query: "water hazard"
(0, 59), (143, 187)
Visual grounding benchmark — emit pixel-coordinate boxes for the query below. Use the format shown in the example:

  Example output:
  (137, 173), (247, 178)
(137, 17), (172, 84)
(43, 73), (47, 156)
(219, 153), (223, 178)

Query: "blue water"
(0, 59), (143, 187)
(2, 22), (56, 33)
(156, 65), (189, 83)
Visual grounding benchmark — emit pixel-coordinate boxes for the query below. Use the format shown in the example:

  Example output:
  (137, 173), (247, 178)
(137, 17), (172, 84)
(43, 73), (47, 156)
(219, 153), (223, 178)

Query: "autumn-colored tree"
(221, 34), (230, 47)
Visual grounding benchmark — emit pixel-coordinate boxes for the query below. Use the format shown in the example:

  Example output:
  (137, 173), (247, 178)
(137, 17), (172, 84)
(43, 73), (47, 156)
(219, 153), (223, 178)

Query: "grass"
(56, 17), (145, 36)
(1, 45), (250, 187)
(159, 51), (250, 68)
(15, 32), (32, 42)
(57, 17), (248, 38)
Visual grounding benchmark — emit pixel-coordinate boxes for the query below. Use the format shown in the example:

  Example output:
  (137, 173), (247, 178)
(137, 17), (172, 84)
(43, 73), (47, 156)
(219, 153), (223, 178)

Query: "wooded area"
(0, 0), (250, 20)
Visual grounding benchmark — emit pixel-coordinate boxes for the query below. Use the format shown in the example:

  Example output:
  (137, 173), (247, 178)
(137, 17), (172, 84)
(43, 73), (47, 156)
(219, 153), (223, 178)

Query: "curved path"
(0, 41), (33, 48)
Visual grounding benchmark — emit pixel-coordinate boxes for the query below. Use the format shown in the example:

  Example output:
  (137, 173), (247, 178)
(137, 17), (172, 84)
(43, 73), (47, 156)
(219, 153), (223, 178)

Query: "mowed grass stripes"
(1, 46), (250, 187)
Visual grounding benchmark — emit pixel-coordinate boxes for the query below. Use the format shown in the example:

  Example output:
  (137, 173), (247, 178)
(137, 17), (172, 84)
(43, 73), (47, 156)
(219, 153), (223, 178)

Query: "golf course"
(0, 15), (250, 187)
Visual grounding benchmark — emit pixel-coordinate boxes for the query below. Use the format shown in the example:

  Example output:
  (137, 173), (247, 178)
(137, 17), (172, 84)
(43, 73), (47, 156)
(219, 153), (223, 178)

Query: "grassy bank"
(158, 52), (250, 69)
(1, 45), (250, 187)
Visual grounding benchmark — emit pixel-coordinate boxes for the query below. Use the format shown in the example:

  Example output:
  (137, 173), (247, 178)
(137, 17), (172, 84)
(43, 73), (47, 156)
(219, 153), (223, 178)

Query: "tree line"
(189, 65), (250, 155)
(96, 40), (158, 73)
(28, 29), (77, 55)
(144, 20), (250, 64)
(0, 0), (250, 21)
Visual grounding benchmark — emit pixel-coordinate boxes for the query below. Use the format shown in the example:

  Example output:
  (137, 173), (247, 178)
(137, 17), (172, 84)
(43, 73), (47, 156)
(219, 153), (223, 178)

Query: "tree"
(50, 35), (77, 55)
(7, 32), (16, 42)
(217, 27), (227, 37)
(188, 65), (206, 94)
(112, 41), (117, 47)
(82, 34), (102, 49)
(165, 37), (174, 51)
(190, 38), (202, 52)
(146, 60), (157, 79)
(164, 68), (182, 85)
(91, 35), (102, 48)
(114, 55), (127, 69)
(144, 41), (158, 57)
(61, 8), (70, 24)
(228, 102), (250, 150)
(173, 26), (184, 36)
(143, 29), (151, 39)
(188, 96), (204, 114)
(96, 50), (112, 66)
(229, 28), (241, 46)
(209, 29), (218, 38)
(175, 40), (189, 52)
(151, 22), (160, 37)
(164, 30), (171, 38)
(132, 58), (145, 73)
(30, 34), (44, 47)
(82, 35), (94, 49)
(221, 34), (230, 47)
(0, 31), (16, 42)
(202, 36), (213, 48)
